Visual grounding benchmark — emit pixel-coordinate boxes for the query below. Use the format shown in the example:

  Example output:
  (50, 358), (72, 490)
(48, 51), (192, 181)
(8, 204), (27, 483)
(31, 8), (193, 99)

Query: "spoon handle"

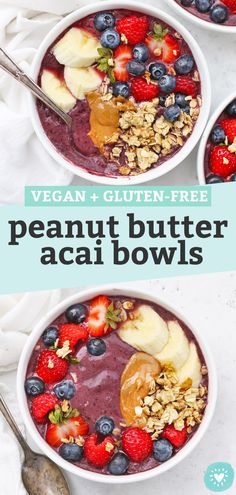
(0, 48), (72, 127)
(0, 394), (32, 456)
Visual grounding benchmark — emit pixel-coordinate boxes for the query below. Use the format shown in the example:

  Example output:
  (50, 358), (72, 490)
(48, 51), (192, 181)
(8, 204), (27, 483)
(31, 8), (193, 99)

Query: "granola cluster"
(133, 365), (208, 440)
(102, 92), (201, 175)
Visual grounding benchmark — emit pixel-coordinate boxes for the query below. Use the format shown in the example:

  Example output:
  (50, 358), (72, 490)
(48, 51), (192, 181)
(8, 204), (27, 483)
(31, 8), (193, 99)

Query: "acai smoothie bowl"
(17, 286), (217, 483)
(29, 1), (211, 185)
(198, 93), (236, 184)
(166, 0), (236, 32)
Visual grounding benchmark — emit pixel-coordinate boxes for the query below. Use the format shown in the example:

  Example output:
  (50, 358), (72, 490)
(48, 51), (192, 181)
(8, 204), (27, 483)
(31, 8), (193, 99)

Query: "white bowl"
(165, 0), (236, 33)
(197, 91), (236, 184)
(17, 284), (217, 484)
(29, 0), (211, 185)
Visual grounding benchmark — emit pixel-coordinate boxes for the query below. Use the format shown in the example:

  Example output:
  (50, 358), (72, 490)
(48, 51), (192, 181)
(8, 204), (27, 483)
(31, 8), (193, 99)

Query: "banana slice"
(53, 28), (101, 68)
(118, 304), (169, 355)
(176, 342), (202, 387)
(155, 320), (190, 370)
(64, 67), (102, 100)
(41, 69), (76, 113)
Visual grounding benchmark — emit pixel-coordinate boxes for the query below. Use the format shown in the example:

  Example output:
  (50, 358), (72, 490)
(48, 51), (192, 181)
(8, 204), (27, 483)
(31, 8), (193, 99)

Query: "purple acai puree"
(175, 0), (236, 25)
(37, 8), (201, 178)
(25, 296), (208, 475)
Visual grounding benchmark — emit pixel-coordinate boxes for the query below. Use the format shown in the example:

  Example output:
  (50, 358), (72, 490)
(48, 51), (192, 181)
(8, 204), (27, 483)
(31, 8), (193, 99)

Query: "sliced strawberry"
(46, 414), (89, 447)
(86, 295), (111, 337)
(145, 26), (180, 64)
(58, 323), (88, 350)
(113, 45), (132, 82)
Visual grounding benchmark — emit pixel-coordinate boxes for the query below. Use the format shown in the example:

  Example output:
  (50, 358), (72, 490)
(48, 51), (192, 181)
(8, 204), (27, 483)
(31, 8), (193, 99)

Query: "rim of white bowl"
(17, 284), (217, 484)
(197, 90), (236, 184)
(28, 0), (211, 185)
(165, 0), (236, 33)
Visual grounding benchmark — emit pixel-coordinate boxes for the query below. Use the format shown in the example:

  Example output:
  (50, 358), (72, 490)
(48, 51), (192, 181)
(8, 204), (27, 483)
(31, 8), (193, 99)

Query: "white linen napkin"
(0, 0), (98, 204)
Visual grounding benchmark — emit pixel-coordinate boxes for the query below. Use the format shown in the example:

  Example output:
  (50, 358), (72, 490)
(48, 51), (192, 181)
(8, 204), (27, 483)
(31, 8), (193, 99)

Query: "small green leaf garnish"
(97, 47), (115, 83)
(151, 23), (168, 40)
(48, 404), (80, 424)
(68, 356), (80, 364)
(105, 303), (122, 332)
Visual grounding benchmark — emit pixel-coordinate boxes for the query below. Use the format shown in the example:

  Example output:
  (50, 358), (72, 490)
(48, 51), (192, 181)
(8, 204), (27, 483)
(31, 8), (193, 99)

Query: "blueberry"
(158, 74), (176, 94)
(210, 125), (226, 145)
(100, 29), (120, 49)
(164, 104), (181, 122)
(159, 96), (167, 107)
(133, 43), (149, 62)
(149, 62), (166, 81)
(230, 173), (236, 181)
(181, 0), (194, 5)
(226, 99), (236, 117)
(59, 443), (83, 462)
(195, 0), (212, 13)
(95, 416), (115, 436)
(87, 338), (106, 356)
(153, 439), (174, 462)
(206, 174), (224, 184)
(112, 81), (130, 98)
(94, 12), (115, 31)
(42, 326), (58, 347)
(175, 92), (187, 108)
(25, 377), (45, 397)
(210, 4), (228, 23)
(174, 54), (194, 75)
(126, 60), (145, 76)
(65, 303), (88, 324)
(53, 380), (76, 400)
(108, 452), (129, 475)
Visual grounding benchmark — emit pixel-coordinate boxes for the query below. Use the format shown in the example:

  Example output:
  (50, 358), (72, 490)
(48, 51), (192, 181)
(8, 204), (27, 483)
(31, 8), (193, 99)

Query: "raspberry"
(58, 323), (88, 350)
(84, 433), (115, 467)
(122, 427), (153, 462)
(221, 0), (236, 13)
(175, 76), (197, 97)
(221, 119), (236, 144)
(210, 145), (236, 178)
(116, 15), (149, 45)
(131, 77), (159, 102)
(31, 393), (59, 423)
(162, 425), (188, 448)
(36, 349), (69, 384)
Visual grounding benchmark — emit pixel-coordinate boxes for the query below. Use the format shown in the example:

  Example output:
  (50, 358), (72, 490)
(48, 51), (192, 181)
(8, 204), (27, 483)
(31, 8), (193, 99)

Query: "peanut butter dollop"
(87, 92), (120, 152)
(120, 352), (161, 427)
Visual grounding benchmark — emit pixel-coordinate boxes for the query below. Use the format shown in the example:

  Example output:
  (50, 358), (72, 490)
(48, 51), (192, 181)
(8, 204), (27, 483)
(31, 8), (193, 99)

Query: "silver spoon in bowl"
(0, 48), (72, 127)
(0, 393), (70, 495)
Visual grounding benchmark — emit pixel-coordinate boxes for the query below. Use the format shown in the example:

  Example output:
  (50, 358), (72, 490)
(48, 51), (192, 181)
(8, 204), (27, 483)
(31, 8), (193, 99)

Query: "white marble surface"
(1, 272), (236, 494)
(71, 0), (236, 186)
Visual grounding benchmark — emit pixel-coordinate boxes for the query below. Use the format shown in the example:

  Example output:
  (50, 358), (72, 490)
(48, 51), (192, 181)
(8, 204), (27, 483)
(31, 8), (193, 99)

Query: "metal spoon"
(0, 48), (72, 127)
(0, 394), (70, 495)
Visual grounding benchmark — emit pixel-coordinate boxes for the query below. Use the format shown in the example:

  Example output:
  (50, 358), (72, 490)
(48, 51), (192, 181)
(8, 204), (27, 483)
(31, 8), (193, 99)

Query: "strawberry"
(116, 15), (149, 45)
(86, 295), (119, 337)
(31, 393), (59, 424)
(210, 145), (236, 178)
(36, 349), (69, 384)
(58, 323), (88, 350)
(221, 0), (236, 13)
(113, 45), (132, 82)
(174, 76), (197, 97)
(131, 77), (159, 102)
(145, 24), (180, 64)
(46, 408), (89, 447)
(220, 119), (236, 144)
(162, 425), (188, 448)
(122, 427), (153, 463)
(84, 433), (115, 467)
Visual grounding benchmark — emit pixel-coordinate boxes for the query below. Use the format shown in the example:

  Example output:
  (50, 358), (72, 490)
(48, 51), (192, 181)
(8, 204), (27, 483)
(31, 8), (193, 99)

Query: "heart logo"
(214, 473), (225, 483)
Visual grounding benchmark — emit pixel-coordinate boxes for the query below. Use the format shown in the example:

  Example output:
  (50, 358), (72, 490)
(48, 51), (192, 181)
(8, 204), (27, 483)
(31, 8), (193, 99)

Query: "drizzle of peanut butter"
(120, 352), (161, 427)
(87, 92), (120, 152)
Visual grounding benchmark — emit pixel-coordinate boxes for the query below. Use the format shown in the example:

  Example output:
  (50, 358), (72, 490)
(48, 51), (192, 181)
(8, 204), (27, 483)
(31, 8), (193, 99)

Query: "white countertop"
(1, 272), (236, 494)
(71, 0), (236, 187)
